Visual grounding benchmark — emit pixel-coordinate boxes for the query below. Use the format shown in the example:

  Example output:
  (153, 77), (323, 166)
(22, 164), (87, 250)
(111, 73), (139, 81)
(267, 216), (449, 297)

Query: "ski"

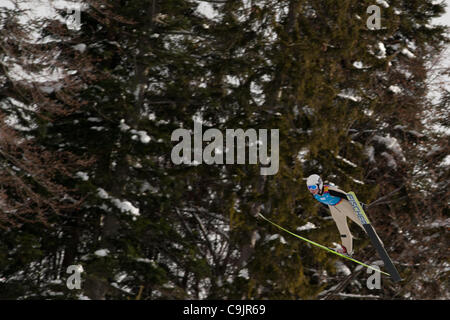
(346, 192), (402, 282)
(257, 213), (390, 276)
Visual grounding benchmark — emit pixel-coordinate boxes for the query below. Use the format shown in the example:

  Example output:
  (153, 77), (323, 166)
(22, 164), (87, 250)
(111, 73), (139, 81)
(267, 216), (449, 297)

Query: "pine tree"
(0, 1), (93, 298)
(0, 0), (447, 300)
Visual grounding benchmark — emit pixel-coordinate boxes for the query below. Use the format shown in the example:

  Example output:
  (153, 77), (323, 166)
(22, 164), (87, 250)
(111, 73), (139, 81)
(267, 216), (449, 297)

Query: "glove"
(336, 245), (348, 254)
(335, 245), (353, 257)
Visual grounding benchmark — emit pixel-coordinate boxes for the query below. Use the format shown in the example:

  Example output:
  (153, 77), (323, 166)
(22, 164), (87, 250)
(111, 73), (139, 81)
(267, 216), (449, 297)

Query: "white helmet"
(306, 174), (323, 192)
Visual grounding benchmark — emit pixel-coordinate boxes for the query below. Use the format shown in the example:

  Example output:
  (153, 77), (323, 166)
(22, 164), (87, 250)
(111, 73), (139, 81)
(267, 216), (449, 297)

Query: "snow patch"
(401, 48), (416, 59)
(336, 155), (358, 168)
(73, 43), (87, 53)
(351, 177), (365, 185)
(195, 2), (220, 21)
(111, 199), (140, 217)
(87, 117), (102, 122)
(376, 0), (390, 8)
(90, 126), (104, 131)
(238, 268), (249, 279)
(94, 249), (110, 257)
(119, 120), (151, 143)
(119, 119), (130, 132)
(131, 129), (151, 144)
(39, 83), (63, 94)
(250, 81), (265, 106)
(224, 75), (240, 87)
(297, 222), (316, 231)
(373, 134), (405, 161)
(376, 42), (386, 59)
(266, 234), (287, 244)
(97, 188), (140, 217)
(353, 61), (369, 69)
(440, 155), (450, 167)
(365, 146), (375, 162)
(388, 85), (402, 94)
(337, 91), (362, 102)
(297, 148), (309, 163)
(97, 188), (109, 199)
(335, 261), (351, 276)
(75, 171), (89, 181)
(381, 151), (397, 169)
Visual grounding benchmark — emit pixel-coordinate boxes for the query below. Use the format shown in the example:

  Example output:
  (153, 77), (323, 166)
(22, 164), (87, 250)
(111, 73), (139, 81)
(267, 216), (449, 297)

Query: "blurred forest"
(0, 0), (448, 299)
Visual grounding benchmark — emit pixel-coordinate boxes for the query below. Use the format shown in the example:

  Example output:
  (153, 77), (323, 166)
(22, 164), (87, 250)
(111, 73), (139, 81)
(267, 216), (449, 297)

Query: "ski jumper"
(314, 185), (365, 254)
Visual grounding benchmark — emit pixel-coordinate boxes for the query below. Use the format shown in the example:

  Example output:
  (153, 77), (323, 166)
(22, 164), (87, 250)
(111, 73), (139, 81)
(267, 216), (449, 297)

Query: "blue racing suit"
(313, 185), (362, 254)
(313, 185), (344, 206)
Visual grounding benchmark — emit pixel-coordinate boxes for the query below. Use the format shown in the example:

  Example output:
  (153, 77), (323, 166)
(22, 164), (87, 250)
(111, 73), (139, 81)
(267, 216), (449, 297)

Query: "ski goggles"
(308, 185), (318, 190)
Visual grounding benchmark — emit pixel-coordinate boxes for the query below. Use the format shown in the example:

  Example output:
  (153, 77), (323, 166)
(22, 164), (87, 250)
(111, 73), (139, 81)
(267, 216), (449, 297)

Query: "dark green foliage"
(0, 0), (448, 299)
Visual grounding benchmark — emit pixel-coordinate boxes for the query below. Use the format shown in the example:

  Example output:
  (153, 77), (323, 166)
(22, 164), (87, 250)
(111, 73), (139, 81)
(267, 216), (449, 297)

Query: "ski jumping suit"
(313, 185), (365, 254)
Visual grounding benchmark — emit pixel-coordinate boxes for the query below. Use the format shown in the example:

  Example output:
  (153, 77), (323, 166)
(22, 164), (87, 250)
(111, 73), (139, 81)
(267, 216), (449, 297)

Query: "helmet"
(306, 174), (323, 192)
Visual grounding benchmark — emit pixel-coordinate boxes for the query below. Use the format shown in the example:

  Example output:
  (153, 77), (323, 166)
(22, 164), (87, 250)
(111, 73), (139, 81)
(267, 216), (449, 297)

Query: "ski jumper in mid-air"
(306, 174), (382, 256)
